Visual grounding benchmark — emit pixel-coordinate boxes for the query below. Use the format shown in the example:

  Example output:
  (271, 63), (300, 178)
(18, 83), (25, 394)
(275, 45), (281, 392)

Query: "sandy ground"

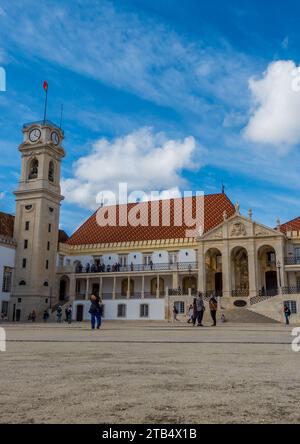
(0, 320), (300, 424)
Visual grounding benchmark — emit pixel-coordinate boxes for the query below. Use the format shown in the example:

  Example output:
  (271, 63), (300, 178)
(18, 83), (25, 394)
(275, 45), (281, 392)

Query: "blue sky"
(1, 0), (300, 234)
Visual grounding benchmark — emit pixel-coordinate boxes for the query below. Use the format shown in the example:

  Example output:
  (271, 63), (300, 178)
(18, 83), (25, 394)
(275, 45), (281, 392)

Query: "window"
(22, 258), (27, 268)
(19, 281), (26, 286)
(143, 254), (152, 265)
(24, 239), (28, 249)
(25, 221), (30, 231)
(174, 301), (185, 314)
(284, 300), (297, 314)
(17, 298), (22, 303)
(47, 241), (50, 251)
(48, 161), (55, 182)
(117, 304), (126, 318)
(119, 255), (127, 267)
(1, 301), (8, 316)
(43, 281), (49, 287)
(295, 248), (300, 264)
(58, 255), (64, 268)
(2, 267), (13, 292)
(140, 304), (149, 318)
(46, 260), (49, 270)
(48, 224), (52, 233)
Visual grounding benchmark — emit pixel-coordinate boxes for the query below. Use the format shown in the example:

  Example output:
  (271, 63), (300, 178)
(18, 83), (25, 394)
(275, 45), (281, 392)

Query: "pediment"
(200, 213), (282, 241)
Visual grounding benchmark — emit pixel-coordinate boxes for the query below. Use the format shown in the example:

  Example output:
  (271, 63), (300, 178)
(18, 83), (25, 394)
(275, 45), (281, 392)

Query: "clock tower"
(9, 121), (65, 321)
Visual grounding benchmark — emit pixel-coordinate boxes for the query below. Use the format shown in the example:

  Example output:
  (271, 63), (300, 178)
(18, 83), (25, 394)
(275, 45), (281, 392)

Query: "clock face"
(51, 131), (59, 146)
(29, 128), (41, 143)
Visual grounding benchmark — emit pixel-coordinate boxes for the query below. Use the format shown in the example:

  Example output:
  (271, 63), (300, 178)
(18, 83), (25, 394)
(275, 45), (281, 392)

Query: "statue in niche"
(28, 158), (39, 180)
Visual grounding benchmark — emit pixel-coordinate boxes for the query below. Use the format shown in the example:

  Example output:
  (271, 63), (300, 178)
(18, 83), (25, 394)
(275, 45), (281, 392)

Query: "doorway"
(76, 305), (84, 322)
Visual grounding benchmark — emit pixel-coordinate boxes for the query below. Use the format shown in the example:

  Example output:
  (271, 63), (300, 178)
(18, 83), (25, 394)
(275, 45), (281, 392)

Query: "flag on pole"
(43, 80), (48, 92)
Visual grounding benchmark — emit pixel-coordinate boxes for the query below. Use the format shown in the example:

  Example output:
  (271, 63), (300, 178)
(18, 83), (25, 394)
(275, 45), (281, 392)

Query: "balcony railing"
(258, 288), (278, 297)
(284, 257), (300, 266)
(231, 289), (249, 298)
(75, 262), (198, 274)
(282, 286), (300, 295)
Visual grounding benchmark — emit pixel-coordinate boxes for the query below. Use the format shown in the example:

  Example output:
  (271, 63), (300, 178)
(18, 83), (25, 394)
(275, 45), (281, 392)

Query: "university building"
(1, 120), (300, 323)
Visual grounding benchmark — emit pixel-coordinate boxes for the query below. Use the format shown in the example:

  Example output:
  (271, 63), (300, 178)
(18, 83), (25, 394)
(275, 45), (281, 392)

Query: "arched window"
(19, 280), (26, 286)
(48, 160), (55, 182)
(28, 158), (39, 180)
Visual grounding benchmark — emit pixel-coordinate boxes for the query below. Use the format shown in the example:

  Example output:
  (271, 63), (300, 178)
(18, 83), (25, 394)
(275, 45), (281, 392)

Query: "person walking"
(43, 310), (49, 322)
(89, 294), (102, 330)
(209, 294), (218, 326)
(194, 293), (205, 327)
(187, 304), (194, 323)
(56, 305), (63, 323)
(172, 304), (179, 322)
(31, 309), (36, 322)
(66, 305), (72, 324)
(284, 304), (291, 325)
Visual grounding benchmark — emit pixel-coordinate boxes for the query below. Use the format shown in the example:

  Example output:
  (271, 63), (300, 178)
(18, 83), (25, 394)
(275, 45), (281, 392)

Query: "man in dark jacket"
(193, 293), (205, 327)
(89, 294), (102, 330)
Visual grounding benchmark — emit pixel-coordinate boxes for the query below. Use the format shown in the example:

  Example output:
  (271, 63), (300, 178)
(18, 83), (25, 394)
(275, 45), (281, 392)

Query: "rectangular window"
(58, 255), (64, 268)
(25, 221), (30, 231)
(47, 241), (50, 251)
(2, 267), (13, 292)
(22, 258), (27, 269)
(284, 300), (297, 314)
(24, 239), (28, 249)
(46, 260), (49, 270)
(119, 255), (127, 267)
(140, 304), (149, 318)
(174, 301), (185, 314)
(117, 304), (126, 318)
(48, 224), (52, 233)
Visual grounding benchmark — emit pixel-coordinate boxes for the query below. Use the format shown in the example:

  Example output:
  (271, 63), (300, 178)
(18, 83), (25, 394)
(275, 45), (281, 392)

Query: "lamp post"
(277, 260), (285, 322)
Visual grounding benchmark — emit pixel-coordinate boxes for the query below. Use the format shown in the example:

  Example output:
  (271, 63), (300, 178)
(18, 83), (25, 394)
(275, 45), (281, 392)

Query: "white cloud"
(244, 60), (300, 146)
(62, 128), (198, 210)
(0, 191), (5, 199)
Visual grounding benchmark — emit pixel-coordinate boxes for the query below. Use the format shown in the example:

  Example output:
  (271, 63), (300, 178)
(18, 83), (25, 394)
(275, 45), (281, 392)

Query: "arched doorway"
(59, 276), (69, 302)
(257, 246), (277, 296)
(231, 247), (249, 297)
(205, 248), (222, 296)
(182, 276), (197, 295)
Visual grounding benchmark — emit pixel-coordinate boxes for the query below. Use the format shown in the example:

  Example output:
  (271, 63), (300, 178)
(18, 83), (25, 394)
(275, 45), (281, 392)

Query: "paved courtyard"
(0, 321), (300, 424)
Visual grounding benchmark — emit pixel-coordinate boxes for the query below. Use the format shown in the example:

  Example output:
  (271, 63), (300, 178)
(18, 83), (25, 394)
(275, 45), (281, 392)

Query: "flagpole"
(43, 82), (48, 124)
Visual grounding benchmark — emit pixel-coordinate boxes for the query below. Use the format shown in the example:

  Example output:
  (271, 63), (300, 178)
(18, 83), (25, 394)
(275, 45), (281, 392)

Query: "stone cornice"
(0, 235), (16, 248)
(58, 237), (197, 255)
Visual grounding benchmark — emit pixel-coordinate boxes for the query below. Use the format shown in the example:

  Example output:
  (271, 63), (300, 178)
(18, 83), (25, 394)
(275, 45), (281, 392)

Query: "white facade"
(72, 299), (165, 321)
(0, 243), (15, 316)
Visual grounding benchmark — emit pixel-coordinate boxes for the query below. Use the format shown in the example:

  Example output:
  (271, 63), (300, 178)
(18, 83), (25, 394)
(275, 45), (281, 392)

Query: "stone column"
(222, 241), (231, 299)
(112, 276), (116, 300)
(197, 243), (205, 294)
(85, 278), (90, 300)
(141, 275), (145, 299)
(127, 275), (130, 299)
(248, 244), (257, 298)
(99, 276), (103, 298)
(69, 274), (76, 302)
(156, 274), (160, 298)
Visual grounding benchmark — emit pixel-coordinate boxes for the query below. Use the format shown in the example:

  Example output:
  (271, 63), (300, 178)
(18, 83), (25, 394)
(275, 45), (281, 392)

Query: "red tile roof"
(0, 211), (15, 239)
(279, 216), (300, 234)
(66, 193), (235, 246)
(58, 230), (69, 243)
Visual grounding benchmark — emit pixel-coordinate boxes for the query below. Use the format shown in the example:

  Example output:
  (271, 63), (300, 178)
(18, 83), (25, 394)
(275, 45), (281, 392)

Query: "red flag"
(43, 81), (48, 92)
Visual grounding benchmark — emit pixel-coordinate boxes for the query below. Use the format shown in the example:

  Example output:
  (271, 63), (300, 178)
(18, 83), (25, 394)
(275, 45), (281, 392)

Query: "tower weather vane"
(43, 80), (48, 124)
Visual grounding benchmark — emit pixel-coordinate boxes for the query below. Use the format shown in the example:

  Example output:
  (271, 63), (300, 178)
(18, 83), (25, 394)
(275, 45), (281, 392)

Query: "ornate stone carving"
(230, 221), (247, 237)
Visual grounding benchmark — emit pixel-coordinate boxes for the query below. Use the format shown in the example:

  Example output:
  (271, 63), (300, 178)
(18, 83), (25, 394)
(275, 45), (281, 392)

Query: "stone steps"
(200, 308), (280, 324)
